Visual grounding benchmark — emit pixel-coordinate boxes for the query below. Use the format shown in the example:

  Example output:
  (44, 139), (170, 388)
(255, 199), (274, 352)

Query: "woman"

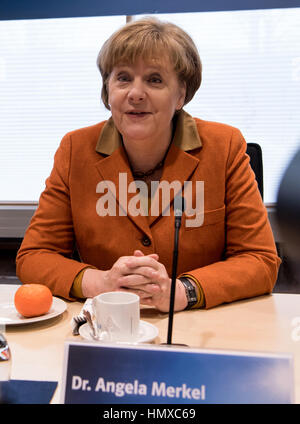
(16, 18), (280, 312)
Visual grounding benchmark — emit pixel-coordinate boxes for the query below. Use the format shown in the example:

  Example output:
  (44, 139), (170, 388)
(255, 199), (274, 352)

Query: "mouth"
(126, 111), (151, 117)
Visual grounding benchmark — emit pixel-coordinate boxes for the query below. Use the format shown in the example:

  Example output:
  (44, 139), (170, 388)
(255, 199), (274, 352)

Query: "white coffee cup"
(92, 292), (140, 342)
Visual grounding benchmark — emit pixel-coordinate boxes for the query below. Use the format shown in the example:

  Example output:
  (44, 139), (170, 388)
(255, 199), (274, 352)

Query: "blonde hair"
(97, 17), (202, 110)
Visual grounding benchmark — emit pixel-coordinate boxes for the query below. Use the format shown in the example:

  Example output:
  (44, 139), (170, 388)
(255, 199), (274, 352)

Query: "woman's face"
(107, 58), (186, 147)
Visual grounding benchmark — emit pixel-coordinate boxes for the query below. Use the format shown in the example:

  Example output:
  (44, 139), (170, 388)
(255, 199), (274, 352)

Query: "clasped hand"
(82, 250), (187, 312)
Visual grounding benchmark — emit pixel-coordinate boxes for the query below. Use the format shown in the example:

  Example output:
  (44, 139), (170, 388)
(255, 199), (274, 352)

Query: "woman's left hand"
(118, 250), (188, 312)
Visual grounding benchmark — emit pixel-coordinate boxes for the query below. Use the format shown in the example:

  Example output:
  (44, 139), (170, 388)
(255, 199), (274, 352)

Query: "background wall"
(1, 0), (299, 20)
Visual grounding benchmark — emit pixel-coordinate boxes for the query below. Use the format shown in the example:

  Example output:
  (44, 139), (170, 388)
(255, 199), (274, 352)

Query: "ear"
(176, 81), (186, 111)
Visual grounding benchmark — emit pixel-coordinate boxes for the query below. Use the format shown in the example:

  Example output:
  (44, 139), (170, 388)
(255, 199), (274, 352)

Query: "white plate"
(79, 320), (159, 344)
(0, 284), (67, 325)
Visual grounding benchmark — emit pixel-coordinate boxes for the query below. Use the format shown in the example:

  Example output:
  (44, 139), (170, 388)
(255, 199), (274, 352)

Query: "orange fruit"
(14, 284), (53, 318)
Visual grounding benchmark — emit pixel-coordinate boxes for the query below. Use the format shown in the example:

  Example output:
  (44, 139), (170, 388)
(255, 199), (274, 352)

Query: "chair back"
(246, 143), (264, 200)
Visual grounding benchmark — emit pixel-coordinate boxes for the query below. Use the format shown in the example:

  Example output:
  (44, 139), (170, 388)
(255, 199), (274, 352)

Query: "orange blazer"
(16, 112), (280, 309)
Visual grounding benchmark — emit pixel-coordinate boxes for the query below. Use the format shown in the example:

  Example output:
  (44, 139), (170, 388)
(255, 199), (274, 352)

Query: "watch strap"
(179, 277), (198, 309)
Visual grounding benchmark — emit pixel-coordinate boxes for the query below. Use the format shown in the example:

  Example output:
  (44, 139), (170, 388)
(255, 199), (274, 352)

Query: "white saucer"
(79, 320), (159, 344)
(0, 284), (66, 325)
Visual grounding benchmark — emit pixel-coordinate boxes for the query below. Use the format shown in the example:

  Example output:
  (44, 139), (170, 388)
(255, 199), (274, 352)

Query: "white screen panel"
(0, 10), (300, 203)
(0, 15), (125, 201)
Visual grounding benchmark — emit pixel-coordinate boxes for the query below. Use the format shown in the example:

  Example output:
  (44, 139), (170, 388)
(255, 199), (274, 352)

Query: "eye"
(148, 74), (162, 84)
(116, 72), (131, 82)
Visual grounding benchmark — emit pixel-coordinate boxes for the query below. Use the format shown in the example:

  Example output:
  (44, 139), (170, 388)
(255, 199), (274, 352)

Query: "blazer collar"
(95, 109), (202, 154)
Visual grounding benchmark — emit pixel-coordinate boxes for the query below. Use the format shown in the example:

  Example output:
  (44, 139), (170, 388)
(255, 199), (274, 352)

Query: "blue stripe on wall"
(1, 0), (300, 20)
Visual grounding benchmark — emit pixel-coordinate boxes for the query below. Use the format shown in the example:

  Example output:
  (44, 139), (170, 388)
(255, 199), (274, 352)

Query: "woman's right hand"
(81, 251), (159, 298)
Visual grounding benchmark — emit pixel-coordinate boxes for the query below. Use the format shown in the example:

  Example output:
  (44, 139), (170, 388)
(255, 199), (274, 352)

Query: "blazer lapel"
(95, 146), (152, 238)
(148, 144), (200, 227)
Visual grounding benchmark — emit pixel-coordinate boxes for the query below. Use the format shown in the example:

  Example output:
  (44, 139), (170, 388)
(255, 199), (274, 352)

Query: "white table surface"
(3, 292), (300, 403)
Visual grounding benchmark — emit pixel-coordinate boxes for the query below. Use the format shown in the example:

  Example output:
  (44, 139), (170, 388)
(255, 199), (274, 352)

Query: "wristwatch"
(179, 277), (198, 309)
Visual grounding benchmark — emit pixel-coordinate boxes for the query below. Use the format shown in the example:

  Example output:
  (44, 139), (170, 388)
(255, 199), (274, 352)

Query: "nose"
(128, 79), (145, 102)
